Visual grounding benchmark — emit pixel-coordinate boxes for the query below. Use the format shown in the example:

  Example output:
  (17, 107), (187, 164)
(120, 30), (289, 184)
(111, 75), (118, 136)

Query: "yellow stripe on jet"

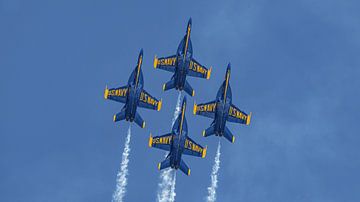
(135, 55), (142, 86)
(183, 26), (191, 60)
(179, 101), (186, 135)
(224, 70), (230, 103)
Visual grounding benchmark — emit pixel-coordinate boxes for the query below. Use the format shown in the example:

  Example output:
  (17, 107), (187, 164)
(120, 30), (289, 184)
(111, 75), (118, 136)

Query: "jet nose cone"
(227, 62), (231, 70)
(139, 48), (144, 55)
(183, 96), (187, 104)
(188, 18), (192, 24)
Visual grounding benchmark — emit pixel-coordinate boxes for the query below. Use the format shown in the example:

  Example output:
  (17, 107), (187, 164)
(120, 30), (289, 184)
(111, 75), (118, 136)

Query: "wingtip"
(148, 134), (153, 147)
(202, 146), (207, 158)
(187, 169), (191, 176)
(246, 112), (252, 126)
(202, 130), (206, 137)
(162, 84), (166, 91)
(157, 99), (162, 111)
(232, 136), (235, 143)
(153, 55), (158, 68)
(193, 103), (197, 115)
(113, 115), (116, 122)
(157, 163), (161, 170)
(206, 67), (212, 80)
(192, 90), (195, 97)
(142, 121), (146, 128)
(104, 86), (109, 99)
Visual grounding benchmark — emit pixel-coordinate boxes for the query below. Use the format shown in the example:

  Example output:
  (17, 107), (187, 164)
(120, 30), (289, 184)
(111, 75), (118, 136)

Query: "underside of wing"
(227, 104), (251, 125)
(183, 137), (207, 158)
(104, 85), (128, 103)
(187, 58), (211, 79)
(138, 89), (162, 111)
(193, 101), (216, 119)
(154, 55), (177, 72)
(149, 133), (173, 151)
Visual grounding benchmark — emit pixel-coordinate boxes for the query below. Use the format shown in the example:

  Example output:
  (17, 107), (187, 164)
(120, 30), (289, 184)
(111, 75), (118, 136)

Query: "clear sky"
(1, 0), (360, 201)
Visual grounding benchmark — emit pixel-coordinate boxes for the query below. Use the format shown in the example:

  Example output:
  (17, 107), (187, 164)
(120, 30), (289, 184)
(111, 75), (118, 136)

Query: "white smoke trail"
(157, 168), (175, 202)
(206, 140), (221, 202)
(157, 92), (182, 202)
(169, 172), (177, 202)
(112, 125), (132, 202)
(171, 92), (182, 127)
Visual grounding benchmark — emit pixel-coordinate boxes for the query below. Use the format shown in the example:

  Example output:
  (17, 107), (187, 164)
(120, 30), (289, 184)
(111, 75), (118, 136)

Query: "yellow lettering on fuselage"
(158, 57), (177, 66)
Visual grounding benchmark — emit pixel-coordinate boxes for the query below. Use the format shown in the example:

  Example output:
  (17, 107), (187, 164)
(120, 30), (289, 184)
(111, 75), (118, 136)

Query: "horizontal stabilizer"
(113, 109), (126, 122)
(184, 80), (195, 97)
(203, 125), (215, 137)
(163, 79), (176, 91)
(158, 158), (171, 171)
(179, 159), (191, 176)
(134, 112), (145, 128)
(224, 126), (235, 143)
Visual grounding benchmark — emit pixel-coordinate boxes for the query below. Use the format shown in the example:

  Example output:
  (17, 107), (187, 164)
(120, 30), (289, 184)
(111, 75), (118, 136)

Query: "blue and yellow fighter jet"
(148, 96), (207, 176)
(153, 18), (212, 97)
(104, 49), (162, 128)
(193, 63), (252, 143)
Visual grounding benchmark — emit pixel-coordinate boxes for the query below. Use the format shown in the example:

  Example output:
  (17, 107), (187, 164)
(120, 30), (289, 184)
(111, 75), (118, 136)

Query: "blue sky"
(1, 0), (360, 201)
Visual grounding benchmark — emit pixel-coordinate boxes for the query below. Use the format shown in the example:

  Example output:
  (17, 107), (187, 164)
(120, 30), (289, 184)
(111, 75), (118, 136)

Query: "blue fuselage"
(124, 84), (142, 121)
(169, 132), (185, 169)
(213, 100), (231, 136)
(173, 56), (190, 90)
(173, 31), (193, 90)
(168, 119), (188, 169)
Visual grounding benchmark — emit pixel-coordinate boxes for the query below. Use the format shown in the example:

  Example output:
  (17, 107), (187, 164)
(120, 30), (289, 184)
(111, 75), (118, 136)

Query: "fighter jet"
(148, 96), (207, 176)
(193, 63), (252, 143)
(104, 49), (162, 128)
(153, 18), (212, 97)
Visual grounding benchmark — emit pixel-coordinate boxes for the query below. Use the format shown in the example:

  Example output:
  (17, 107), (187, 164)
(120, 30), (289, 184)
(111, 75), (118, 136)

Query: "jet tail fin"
(179, 159), (191, 176)
(158, 158), (171, 170)
(134, 112), (145, 128)
(203, 125), (215, 137)
(163, 79), (176, 91)
(184, 80), (195, 97)
(224, 126), (235, 143)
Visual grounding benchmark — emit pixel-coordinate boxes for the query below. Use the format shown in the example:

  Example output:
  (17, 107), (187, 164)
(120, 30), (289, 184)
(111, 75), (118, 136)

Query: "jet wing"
(154, 55), (177, 72)
(227, 104), (251, 125)
(183, 137), (207, 158)
(138, 90), (162, 111)
(187, 59), (211, 79)
(148, 133), (173, 151)
(104, 85), (128, 103)
(193, 101), (216, 119)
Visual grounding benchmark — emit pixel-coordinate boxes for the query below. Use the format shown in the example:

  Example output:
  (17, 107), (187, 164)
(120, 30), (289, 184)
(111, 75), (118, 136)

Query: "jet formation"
(104, 19), (251, 176)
